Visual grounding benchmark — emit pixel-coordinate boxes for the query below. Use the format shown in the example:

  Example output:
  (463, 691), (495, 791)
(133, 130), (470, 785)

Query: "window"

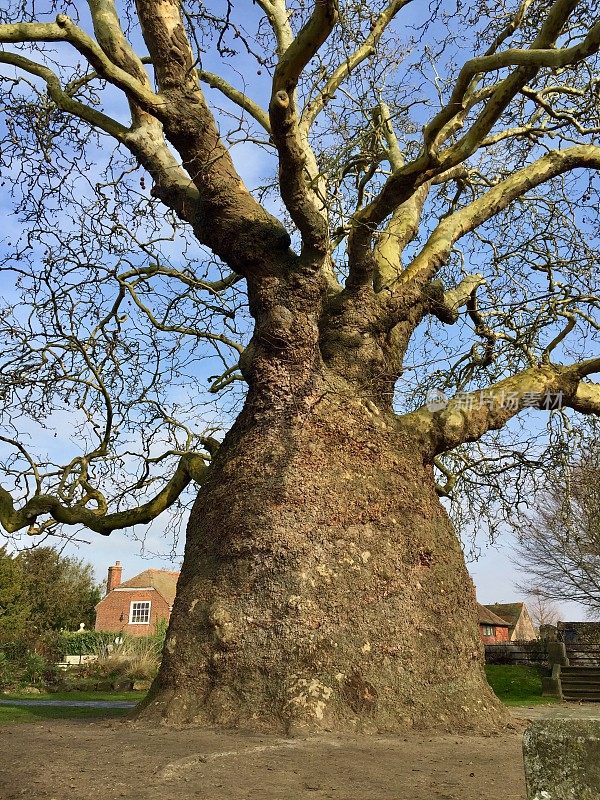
(129, 601), (151, 624)
(483, 625), (495, 637)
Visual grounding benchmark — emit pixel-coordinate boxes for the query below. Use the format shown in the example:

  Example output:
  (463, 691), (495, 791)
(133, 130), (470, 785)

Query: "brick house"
(484, 602), (538, 641)
(94, 561), (180, 636)
(477, 602), (511, 643)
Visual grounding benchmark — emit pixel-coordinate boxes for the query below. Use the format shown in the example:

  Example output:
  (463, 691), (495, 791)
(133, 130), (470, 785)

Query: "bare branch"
(571, 383), (600, 416)
(347, 0), (595, 281)
(269, 1), (339, 256)
(424, 12), (600, 154)
(433, 456), (458, 497)
(273, 1), (339, 95)
(428, 274), (486, 325)
(0, 453), (208, 535)
(87, 0), (152, 87)
(199, 70), (271, 132)
(301, 0), (414, 130)
(0, 51), (128, 139)
(0, 16), (161, 110)
(404, 357), (600, 457)
(255, 0), (294, 56)
(400, 144), (600, 294)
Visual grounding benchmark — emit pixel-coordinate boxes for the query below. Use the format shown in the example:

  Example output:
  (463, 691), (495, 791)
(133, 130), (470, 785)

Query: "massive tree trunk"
(141, 371), (504, 734)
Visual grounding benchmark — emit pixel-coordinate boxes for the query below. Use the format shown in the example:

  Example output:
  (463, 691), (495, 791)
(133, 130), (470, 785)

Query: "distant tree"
(526, 590), (561, 629)
(516, 450), (600, 617)
(15, 548), (101, 632)
(0, 546), (29, 642)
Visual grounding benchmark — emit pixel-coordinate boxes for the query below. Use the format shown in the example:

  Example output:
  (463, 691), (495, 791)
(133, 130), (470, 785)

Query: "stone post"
(523, 720), (600, 800)
(541, 663), (562, 698)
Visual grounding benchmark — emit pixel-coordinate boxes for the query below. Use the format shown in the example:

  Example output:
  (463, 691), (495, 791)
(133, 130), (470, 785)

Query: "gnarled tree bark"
(143, 376), (500, 733)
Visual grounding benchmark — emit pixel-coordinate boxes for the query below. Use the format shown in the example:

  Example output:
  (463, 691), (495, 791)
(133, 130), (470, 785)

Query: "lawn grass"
(0, 689), (145, 724)
(0, 705), (133, 724)
(1, 690), (145, 702)
(485, 664), (560, 706)
(1, 668), (557, 724)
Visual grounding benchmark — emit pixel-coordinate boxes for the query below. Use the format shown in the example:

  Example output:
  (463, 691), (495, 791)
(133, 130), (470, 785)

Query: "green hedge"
(58, 631), (117, 656)
(57, 626), (167, 657)
(1, 621), (168, 661)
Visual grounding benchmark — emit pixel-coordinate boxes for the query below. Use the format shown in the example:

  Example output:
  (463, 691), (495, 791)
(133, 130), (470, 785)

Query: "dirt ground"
(0, 718), (529, 800)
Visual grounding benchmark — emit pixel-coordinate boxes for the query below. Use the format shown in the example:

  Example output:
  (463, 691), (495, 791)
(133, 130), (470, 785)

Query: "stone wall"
(557, 621), (600, 644)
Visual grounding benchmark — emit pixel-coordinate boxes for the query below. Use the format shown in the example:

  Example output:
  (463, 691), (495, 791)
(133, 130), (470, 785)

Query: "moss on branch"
(0, 453), (208, 536)
(401, 359), (600, 457)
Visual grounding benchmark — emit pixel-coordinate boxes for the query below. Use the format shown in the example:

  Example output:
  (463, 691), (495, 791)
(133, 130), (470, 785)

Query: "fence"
(484, 640), (549, 666)
(564, 643), (600, 667)
(486, 622), (600, 668)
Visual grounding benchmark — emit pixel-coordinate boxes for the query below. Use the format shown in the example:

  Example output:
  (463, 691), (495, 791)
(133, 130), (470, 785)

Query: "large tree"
(16, 546), (101, 631)
(0, 546), (99, 640)
(1, 0), (600, 733)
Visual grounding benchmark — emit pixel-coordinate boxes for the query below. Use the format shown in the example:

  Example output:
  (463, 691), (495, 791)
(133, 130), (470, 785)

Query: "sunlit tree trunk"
(142, 367), (502, 733)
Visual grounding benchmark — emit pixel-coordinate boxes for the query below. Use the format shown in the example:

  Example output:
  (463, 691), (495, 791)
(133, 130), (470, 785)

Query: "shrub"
(0, 639), (28, 662)
(42, 661), (64, 688)
(53, 632), (164, 690)
(23, 651), (46, 684)
(1, 627), (166, 691)
(98, 635), (162, 682)
(0, 651), (21, 691)
(35, 630), (65, 664)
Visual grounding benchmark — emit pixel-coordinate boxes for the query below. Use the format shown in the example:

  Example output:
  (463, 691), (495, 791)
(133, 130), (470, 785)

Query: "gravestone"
(523, 719), (600, 799)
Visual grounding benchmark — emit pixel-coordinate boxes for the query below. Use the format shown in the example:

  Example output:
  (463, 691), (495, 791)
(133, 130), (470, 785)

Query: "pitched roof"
(118, 569), (180, 606)
(484, 603), (524, 628)
(477, 602), (511, 627)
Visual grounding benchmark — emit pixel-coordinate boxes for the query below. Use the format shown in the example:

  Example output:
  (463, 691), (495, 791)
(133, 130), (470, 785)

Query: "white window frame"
(129, 600), (151, 624)
(483, 624), (495, 637)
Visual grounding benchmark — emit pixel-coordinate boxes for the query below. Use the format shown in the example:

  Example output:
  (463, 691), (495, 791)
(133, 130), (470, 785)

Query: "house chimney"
(106, 561), (122, 594)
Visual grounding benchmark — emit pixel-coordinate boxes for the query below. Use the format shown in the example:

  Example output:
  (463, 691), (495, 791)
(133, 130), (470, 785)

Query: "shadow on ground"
(0, 718), (528, 800)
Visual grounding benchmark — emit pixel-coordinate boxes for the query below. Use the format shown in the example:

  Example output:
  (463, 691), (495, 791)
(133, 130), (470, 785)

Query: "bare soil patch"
(0, 718), (527, 800)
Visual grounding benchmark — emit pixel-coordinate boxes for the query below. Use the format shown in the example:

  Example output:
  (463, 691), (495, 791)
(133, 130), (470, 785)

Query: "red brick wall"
(106, 562), (123, 593)
(479, 624), (510, 644)
(95, 589), (171, 636)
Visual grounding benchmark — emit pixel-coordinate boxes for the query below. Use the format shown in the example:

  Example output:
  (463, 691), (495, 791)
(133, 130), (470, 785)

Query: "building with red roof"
(477, 602), (511, 643)
(94, 561), (179, 636)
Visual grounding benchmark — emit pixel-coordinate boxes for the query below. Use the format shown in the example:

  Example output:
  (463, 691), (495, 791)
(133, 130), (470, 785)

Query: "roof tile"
(118, 569), (180, 606)
(477, 602), (511, 626)
(484, 603), (524, 627)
